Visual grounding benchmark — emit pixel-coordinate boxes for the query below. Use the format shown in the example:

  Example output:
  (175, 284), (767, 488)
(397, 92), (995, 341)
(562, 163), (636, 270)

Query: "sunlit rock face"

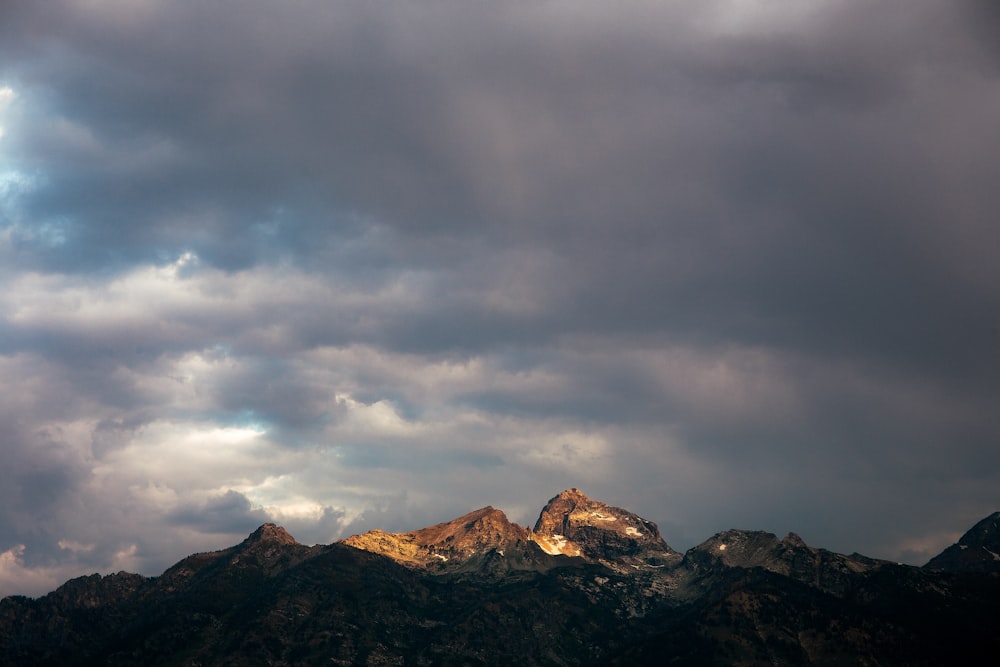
(341, 489), (682, 577)
(530, 488), (680, 566)
(343, 506), (551, 575)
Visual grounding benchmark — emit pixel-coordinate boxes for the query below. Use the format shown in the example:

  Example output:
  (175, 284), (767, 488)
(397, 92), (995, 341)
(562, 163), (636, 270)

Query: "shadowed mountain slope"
(2, 491), (999, 666)
(924, 511), (1000, 572)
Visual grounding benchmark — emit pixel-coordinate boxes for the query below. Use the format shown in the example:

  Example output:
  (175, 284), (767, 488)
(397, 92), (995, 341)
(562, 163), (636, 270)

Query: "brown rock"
(531, 488), (678, 564)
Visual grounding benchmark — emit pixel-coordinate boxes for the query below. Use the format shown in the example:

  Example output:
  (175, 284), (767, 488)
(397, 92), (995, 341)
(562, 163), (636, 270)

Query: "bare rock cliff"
(531, 488), (679, 566)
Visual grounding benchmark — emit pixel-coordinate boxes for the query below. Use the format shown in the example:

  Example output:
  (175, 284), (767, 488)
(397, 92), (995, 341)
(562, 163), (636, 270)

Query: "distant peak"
(533, 489), (595, 529)
(411, 506), (523, 544)
(948, 511), (1000, 553)
(552, 488), (591, 502)
(782, 532), (808, 548)
(532, 488), (677, 561)
(343, 505), (530, 570)
(246, 523), (298, 546)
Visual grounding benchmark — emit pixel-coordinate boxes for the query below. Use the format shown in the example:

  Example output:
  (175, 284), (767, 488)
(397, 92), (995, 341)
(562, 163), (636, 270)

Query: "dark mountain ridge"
(924, 510), (1000, 572)
(2, 489), (999, 665)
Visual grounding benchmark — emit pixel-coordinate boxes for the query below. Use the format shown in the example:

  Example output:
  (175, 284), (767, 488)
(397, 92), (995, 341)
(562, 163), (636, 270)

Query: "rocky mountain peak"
(686, 529), (784, 569)
(343, 506), (532, 571)
(410, 506), (528, 552)
(245, 523), (299, 546)
(682, 528), (883, 598)
(925, 510), (1000, 572)
(782, 532), (808, 548)
(531, 488), (677, 564)
(959, 511), (1000, 545)
(226, 523), (311, 575)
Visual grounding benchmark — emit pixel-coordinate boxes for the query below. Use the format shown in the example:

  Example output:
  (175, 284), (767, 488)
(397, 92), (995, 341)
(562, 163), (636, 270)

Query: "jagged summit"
(342, 505), (535, 572)
(685, 529), (790, 569)
(530, 488), (678, 565)
(681, 528), (885, 598)
(154, 523), (309, 592)
(342, 489), (680, 573)
(925, 510), (1000, 572)
(409, 506), (528, 550)
(6, 502), (1000, 665)
(245, 523), (299, 546)
(782, 531), (808, 548)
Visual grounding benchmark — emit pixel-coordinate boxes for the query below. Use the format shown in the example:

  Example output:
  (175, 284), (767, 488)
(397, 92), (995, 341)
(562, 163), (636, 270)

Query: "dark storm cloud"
(1, 0), (999, 595)
(167, 490), (270, 534)
(0, 416), (83, 543)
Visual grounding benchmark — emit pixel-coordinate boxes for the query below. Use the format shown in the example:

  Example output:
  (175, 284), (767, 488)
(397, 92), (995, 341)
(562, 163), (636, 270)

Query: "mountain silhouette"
(2, 489), (999, 665)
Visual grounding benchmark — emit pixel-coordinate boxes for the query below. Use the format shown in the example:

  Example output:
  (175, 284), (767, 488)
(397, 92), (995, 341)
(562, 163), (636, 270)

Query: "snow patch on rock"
(531, 533), (582, 557)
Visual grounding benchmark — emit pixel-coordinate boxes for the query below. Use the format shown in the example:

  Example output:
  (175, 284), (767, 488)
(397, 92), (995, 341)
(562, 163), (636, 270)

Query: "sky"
(1, 0), (999, 597)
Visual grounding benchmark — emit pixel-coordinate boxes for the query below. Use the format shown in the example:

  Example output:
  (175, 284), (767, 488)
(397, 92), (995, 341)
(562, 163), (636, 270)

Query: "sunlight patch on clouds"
(3, 254), (427, 354)
(0, 169), (36, 197)
(165, 251), (198, 276)
(128, 481), (180, 512)
(0, 545), (64, 598)
(307, 345), (567, 410)
(58, 539), (96, 554)
(158, 350), (232, 405)
(334, 393), (416, 438)
(92, 420), (283, 496)
(110, 543), (140, 572)
(5, 262), (210, 330)
(264, 501), (328, 522)
(0, 86), (14, 140)
(210, 425), (267, 444)
(238, 476), (328, 523)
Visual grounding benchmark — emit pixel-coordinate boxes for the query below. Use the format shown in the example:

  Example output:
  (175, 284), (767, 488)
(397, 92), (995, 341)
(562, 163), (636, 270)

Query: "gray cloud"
(1, 0), (998, 595)
(167, 490), (271, 534)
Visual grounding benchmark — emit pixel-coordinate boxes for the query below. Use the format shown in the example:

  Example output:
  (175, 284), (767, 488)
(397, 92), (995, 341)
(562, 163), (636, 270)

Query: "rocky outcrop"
(343, 506), (555, 575)
(155, 522), (319, 594)
(531, 488), (680, 567)
(925, 511), (1000, 572)
(343, 488), (681, 574)
(681, 529), (886, 598)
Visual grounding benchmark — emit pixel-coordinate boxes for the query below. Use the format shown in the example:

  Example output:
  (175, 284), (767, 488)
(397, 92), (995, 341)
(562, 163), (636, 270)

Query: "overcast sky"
(1, 0), (999, 597)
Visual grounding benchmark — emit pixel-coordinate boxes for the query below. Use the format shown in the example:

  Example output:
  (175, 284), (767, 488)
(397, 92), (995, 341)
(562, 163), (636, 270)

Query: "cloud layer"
(1, 0), (999, 595)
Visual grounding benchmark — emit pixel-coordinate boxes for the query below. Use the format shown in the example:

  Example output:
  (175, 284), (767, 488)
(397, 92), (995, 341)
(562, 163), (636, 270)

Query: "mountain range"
(2, 488), (999, 665)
